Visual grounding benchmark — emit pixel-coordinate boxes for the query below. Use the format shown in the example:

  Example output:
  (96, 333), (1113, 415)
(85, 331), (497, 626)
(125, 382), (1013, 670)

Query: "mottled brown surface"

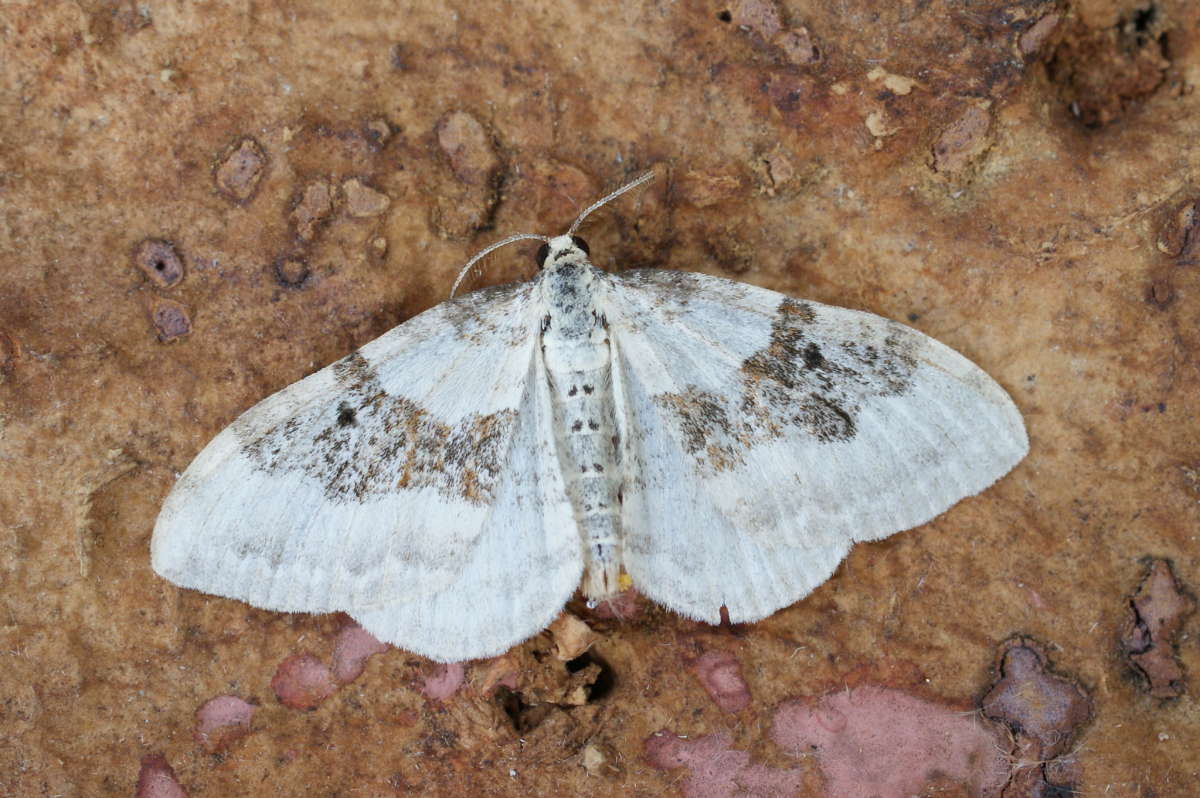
(2, 1), (1199, 796)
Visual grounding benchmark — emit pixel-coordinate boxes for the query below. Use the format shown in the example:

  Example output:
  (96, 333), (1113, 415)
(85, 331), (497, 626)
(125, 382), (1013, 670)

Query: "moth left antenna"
(450, 232), (549, 298)
(568, 169), (656, 235)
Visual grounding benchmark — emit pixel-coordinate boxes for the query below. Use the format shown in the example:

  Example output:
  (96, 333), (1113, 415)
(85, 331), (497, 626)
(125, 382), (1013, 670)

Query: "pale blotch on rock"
(437, 110), (500, 187)
(932, 105), (992, 174)
(342, 178), (391, 218)
(725, 0), (782, 40)
(432, 110), (504, 237)
(214, 137), (267, 204)
(290, 179), (336, 241)
(772, 26), (820, 65)
(132, 238), (185, 288)
(151, 299), (191, 343)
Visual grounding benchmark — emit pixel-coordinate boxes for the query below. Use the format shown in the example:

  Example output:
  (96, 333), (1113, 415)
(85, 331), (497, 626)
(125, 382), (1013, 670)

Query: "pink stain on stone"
(477, 655), (520, 695)
(271, 654), (338, 710)
(587, 587), (643, 620)
(421, 662), (466, 701)
(135, 754), (189, 798)
(645, 730), (805, 798)
(692, 649), (751, 713)
(194, 695), (256, 752)
(332, 624), (389, 684)
(771, 685), (1009, 798)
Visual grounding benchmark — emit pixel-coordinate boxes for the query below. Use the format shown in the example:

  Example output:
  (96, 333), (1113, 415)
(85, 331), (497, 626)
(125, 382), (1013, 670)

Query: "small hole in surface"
(717, 10), (732, 22)
(1132, 4), (1157, 33)
(565, 651), (616, 702)
(494, 686), (552, 733)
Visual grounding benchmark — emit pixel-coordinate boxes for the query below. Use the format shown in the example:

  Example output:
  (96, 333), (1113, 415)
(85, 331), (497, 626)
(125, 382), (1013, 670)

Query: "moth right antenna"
(567, 170), (657, 235)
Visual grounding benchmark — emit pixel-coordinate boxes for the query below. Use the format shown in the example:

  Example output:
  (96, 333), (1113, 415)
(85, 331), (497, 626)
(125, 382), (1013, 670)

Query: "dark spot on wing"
(654, 298), (921, 473)
(802, 342), (824, 369)
(736, 297), (917, 444)
(237, 353), (518, 505)
(654, 389), (745, 472)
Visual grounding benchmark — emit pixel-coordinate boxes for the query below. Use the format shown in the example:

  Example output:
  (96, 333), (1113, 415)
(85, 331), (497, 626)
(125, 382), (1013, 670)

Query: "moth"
(152, 172), (1028, 662)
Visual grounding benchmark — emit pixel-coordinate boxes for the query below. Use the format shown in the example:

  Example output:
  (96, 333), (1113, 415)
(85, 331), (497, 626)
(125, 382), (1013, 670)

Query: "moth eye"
(535, 242), (551, 269)
(570, 235), (590, 256)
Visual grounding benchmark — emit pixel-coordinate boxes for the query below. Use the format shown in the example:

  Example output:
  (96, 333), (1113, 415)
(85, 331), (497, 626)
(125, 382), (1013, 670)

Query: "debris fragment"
(1019, 13), (1060, 56)
(982, 637), (1091, 796)
(982, 638), (1091, 759)
(547, 613), (598, 661)
(290, 179), (336, 241)
(867, 66), (918, 95)
(1156, 198), (1198, 258)
(1122, 559), (1196, 698)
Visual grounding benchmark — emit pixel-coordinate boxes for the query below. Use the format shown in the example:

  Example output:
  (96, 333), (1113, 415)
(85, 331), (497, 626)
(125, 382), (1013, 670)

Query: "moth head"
(536, 234), (590, 270)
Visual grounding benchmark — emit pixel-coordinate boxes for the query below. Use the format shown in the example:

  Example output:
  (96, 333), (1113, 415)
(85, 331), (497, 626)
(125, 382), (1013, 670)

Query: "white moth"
(152, 172), (1027, 662)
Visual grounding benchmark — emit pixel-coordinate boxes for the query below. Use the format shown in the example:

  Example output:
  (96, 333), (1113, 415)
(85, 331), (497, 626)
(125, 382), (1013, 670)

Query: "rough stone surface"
(2, 1), (1199, 795)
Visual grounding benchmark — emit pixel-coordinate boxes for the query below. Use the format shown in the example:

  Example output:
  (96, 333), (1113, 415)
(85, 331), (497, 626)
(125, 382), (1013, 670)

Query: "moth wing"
(604, 269), (1027, 623)
(152, 283), (579, 630)
(351, 349), (583, 662)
